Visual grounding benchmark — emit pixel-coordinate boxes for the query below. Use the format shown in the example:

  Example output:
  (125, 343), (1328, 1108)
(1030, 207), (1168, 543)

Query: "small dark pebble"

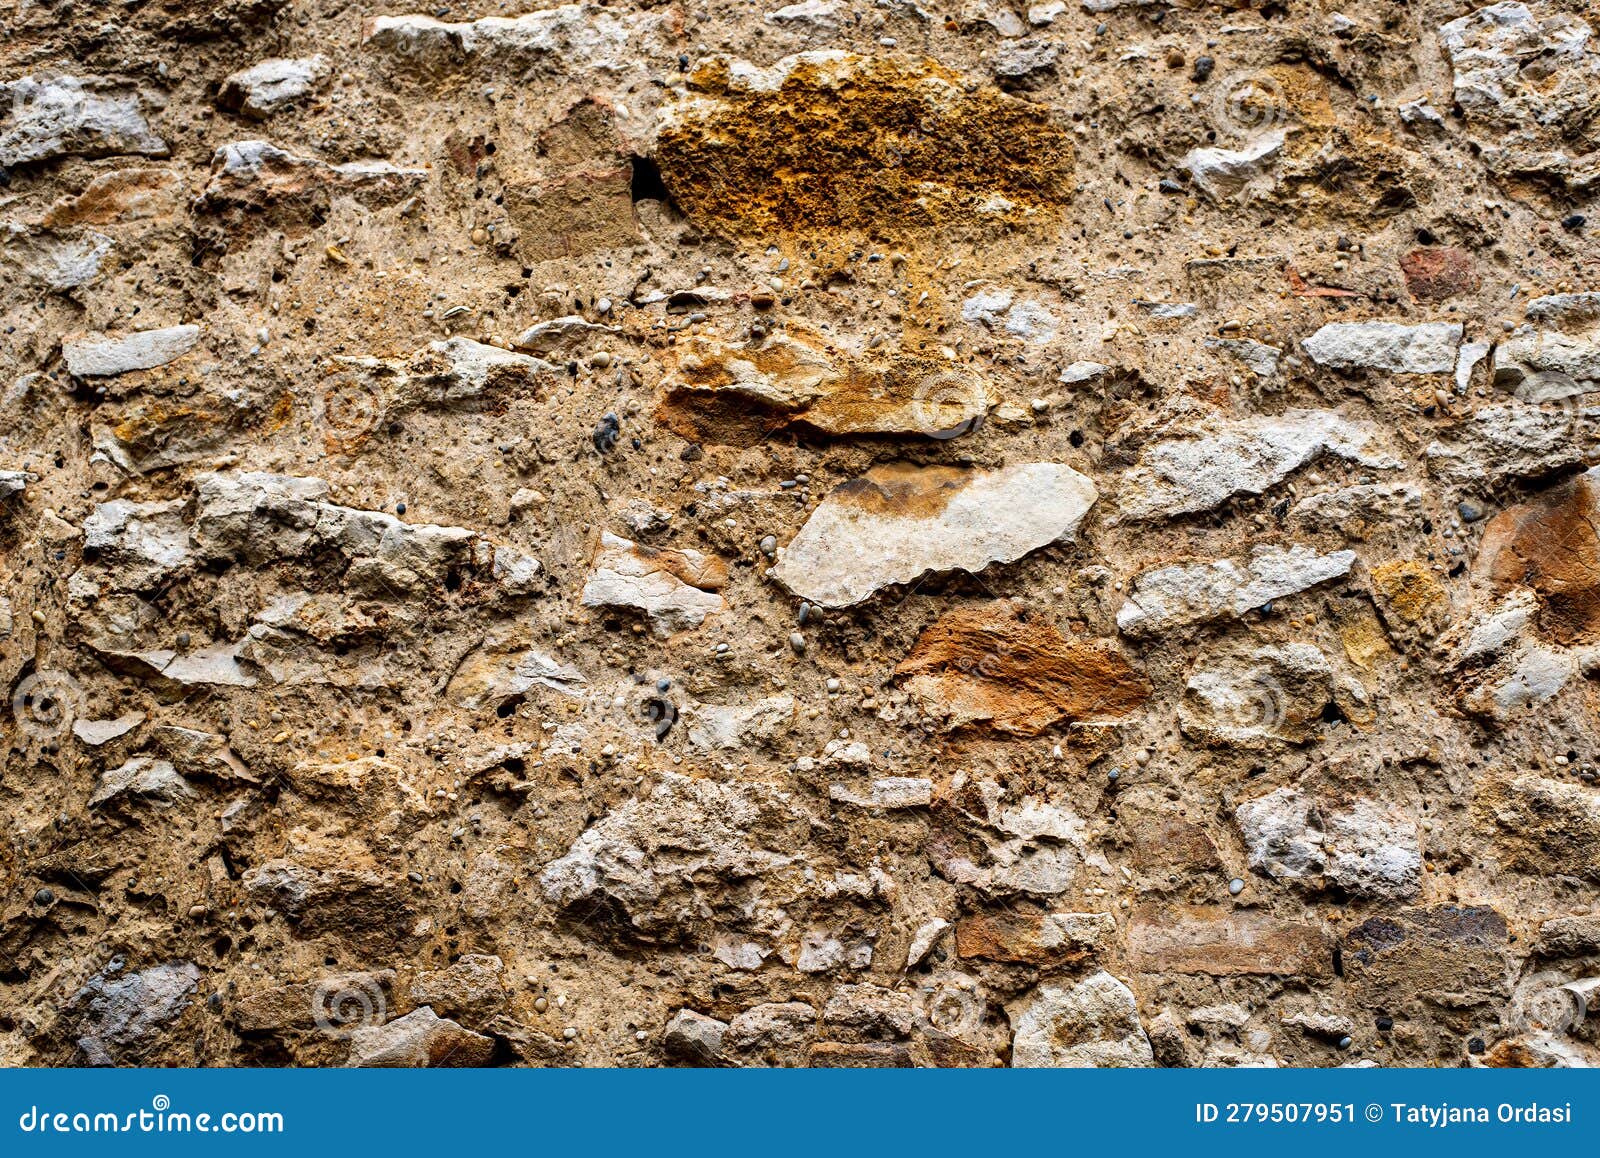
(1159, 178), (1184, 194)
(1416, 227), (1438, 245)
(1562, 213), (1586, 232)
(1467, 1037), (1485, 1054)
(1191, 55), (1214, 82)
(680, 443), (704, 462)
(1375, 1016), (1394, 1031)
(33, 887), (54, 906)
(1458, 501), (1485, 522)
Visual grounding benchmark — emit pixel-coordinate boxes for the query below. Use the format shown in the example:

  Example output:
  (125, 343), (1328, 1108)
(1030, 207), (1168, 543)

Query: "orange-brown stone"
(655, 54), (1074, 236)
(1400, 247), (1478, 301)
(895, 602), (1149, 736)
(1476, 466), (1600, 645)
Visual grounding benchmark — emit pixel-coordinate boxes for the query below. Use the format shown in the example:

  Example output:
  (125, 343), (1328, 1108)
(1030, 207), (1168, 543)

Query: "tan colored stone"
(1128, 906), (1331, 976)
(656, 332), (994, 444)
(42, 168), (183, 226)
(1371, 558), (1452, 646)
(1478, 773), (1600, 881)
(1342, 905), (1512, 1007)
(772, 463), (1097, 609)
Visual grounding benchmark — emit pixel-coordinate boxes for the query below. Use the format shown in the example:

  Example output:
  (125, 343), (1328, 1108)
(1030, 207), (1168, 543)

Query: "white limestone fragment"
(1302, 321), (1463, 374)
(684, 696), (796, 750)
(62, 325), (201, 377)
(1235, 787), (1421, 900)
(1010, 971), (1154, 1067)
(511, 316), (622, 354)
(89, 757), (195, 808)
(1425, 404), (1586, 484)
(1117, 545), (1358, 637)
(1181, 133), (1284, 201)
(72, 712), (146, 747)
(1118, 409), (1398, 521)
(82, 498), (192, 589)
(766, 1), (844, 29)
(1060, 361), (1109, 384)
(829, 777), (934, 809)
(771, 462), (1098, 608)
(0, 75), (167, 167)
(961, 288), (1058, 343)
(448, 646), (586, 709)
(1398, 98), (1445, 130)
(219, 57), (331, 119)
(1, 223), (113, 290)
(581, 532), (727, 635)
(364, 5), (638, 70)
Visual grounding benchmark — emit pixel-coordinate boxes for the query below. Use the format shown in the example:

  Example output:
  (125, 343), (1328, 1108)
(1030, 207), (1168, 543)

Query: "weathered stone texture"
(3, 0), (1597, 1072)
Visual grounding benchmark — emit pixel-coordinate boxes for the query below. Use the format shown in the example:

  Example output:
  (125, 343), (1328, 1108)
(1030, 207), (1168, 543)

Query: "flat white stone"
(89, 757), (194, 808)
(63, 325), (201, 377)
(72, 712), (146, 747)
(771, 461), (1098, 608)
(1302, 321), (1463, 374)
(1425, 403), (1586, 484)
(0, 75), (167, 167)
(1118, 409), (1398, 521)
(581, 531), (727, 635)
(766, 1), (844, 28)
(219, 56), (330, 119)
(1, 223), (113, 290)
(1117, 544), (1358, 637)
(364, 5), (636, 69)
(1181, 132), (1284, 201)
(829, 777), (933, 809)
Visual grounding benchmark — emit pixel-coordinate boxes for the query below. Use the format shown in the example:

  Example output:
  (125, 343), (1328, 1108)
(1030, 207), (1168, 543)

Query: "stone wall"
(1, 0), (1598, 1067)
